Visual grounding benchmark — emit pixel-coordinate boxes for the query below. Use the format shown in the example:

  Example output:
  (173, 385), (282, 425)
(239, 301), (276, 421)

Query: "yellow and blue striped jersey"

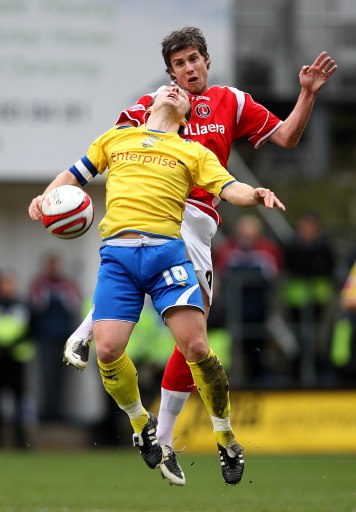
(70, 125), (236, 240)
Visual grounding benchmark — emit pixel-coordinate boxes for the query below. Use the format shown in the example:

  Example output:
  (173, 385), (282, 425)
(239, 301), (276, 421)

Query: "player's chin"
(186, 80), (202, 93)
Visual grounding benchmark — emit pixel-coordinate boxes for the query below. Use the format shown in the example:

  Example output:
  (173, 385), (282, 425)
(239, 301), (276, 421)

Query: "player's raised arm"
(268, 51), (337, 148)
(220, 181), (286, 211)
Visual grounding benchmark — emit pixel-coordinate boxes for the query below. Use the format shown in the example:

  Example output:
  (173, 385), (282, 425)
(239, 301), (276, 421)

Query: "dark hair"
(161, 26), (210, 77)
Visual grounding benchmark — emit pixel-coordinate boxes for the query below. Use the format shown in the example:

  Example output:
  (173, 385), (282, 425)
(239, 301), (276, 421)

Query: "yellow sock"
(98, 353), (148, 433)
(188, 349), (234, 447)
(187, 348), (231, 418)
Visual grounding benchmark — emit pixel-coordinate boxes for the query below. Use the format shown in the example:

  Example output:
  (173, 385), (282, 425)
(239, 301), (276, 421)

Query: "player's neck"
(146, 111), (180, 134)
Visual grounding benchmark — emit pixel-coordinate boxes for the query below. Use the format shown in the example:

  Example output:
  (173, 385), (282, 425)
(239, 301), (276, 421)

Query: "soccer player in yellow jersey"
(29, 85), (285, 486)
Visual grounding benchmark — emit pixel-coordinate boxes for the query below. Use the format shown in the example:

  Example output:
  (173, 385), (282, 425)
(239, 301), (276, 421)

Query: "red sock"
(161, 345), (195, 392)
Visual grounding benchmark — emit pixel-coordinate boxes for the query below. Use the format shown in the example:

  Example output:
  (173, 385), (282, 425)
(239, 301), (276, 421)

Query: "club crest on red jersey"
(195, 103), (211, 118)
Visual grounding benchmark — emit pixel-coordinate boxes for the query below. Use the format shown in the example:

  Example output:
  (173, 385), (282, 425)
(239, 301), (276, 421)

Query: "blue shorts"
(92, 239), (203, 323)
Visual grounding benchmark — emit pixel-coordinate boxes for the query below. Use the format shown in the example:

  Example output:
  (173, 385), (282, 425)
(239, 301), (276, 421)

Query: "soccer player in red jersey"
(64, 27), (337, 485)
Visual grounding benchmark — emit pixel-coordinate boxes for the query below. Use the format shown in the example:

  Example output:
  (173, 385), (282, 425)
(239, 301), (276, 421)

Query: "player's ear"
(178, 119), (188, 134)
(178, 119), (187, 135)
(205, 54), (211, 68)
(146, 97), (155, 117)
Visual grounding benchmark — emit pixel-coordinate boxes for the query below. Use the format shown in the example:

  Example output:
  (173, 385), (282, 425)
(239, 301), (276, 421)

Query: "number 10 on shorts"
(162, 266), (188, 285)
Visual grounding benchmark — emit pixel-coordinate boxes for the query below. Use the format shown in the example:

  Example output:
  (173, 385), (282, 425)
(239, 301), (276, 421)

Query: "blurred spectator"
(330, 259), (356, 387)
(213, 214), (284, 386)
(206, 275), (232, 373)
(281, 211), (336, 385)
(214, 214), (283, 276)
(29, 254), (81, 421)
(0, 270), (35, 448)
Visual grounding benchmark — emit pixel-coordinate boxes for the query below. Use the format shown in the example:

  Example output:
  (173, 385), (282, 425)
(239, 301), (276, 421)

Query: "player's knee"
(181, 337), (209, 362)
(95, 340), (123, 364)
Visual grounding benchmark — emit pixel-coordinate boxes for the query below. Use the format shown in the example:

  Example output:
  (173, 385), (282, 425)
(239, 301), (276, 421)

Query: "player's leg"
(151, 249), (244, 486)
(158, 346), (195, 446)
(164, 306), (244, 486)
(157, 205), (215, 445)
(63, 308), (93, 370)
(157, 289), (210, 445)
(148, 239), (206, 486)
(93, 245), (163, 469)
(93, 319), (161, 469)
(94, 319), (146, 431)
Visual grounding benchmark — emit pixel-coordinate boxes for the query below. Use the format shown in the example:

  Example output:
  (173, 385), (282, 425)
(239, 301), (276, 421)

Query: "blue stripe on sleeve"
(68, 156), (99, 186)
(221, 179), (237, 190)
(220, 179), (237, 201)
(69, 164), (87, 186)
(82, 156), (98, 178)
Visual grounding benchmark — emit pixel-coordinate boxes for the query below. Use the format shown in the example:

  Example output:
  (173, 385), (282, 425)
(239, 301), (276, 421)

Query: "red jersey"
(117, 84), (282, 224)
(213, 236), (283, 277)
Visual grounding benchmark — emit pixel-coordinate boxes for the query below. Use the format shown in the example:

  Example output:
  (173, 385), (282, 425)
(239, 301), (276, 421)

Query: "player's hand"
(28, 195), (44, 220)
(253, 188), (286, 211)
(299, 51), (337, 94)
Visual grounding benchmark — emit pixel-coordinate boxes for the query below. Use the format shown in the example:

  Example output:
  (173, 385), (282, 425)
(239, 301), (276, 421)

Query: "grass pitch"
(0, 449), (355, 512)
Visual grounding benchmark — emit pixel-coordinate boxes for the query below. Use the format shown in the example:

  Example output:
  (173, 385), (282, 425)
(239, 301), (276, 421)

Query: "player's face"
(154, 86), (191, 122)
(169, 47), (210, 95)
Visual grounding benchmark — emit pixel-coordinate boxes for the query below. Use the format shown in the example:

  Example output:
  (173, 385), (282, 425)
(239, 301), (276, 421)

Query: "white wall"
(0, 0), (233, 180)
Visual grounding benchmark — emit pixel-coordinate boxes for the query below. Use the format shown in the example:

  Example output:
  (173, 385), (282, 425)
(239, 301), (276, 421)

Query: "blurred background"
(0, 0), (356, 454)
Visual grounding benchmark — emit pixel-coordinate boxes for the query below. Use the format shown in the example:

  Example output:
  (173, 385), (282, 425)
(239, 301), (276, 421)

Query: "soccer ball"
(41, 185), (94, 240)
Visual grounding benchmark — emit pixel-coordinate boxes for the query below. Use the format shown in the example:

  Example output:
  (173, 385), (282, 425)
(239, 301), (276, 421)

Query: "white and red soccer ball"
(41, 185), (94, 240)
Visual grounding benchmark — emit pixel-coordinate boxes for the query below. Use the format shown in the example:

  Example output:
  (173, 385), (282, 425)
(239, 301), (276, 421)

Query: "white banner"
(0, 0), (232, 180)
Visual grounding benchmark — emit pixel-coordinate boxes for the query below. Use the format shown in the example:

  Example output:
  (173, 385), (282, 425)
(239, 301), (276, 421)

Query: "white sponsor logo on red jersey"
(190, 95), (211, 101)
(185, 123), (225, 135)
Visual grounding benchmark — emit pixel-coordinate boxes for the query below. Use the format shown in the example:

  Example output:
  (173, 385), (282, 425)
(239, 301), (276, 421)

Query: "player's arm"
(220, 181), (286, 211)
(195, 146), (285, 211)
(29, 126), (111, 221)
(28, 170), (81, 221)
(269, 51), (337, 148)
